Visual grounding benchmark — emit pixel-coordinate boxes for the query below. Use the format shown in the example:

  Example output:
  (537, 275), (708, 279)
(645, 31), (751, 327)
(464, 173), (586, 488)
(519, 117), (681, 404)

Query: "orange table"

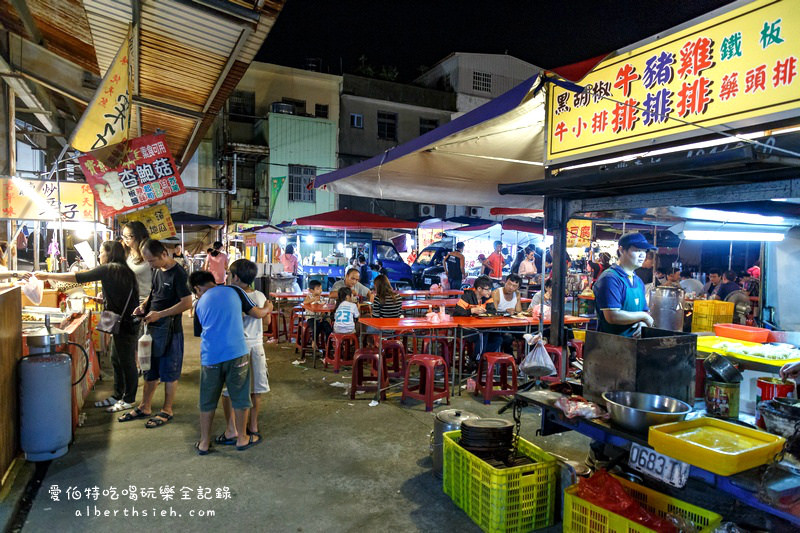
(396, 289), (463, 299)
(402, 297), (533, 314)
(270, 291), (329, 299)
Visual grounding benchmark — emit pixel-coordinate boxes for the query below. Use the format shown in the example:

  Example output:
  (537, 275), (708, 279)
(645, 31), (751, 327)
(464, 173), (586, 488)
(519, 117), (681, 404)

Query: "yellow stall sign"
(567, 219), (593, 248)
(1, 178), (96, 221)
(546, 0), (800, 164)
(118, 203), (176, 240)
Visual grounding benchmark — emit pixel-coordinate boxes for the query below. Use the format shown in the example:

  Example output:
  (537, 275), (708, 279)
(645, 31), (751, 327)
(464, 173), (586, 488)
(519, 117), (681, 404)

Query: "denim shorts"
(143, 321), (184, 383)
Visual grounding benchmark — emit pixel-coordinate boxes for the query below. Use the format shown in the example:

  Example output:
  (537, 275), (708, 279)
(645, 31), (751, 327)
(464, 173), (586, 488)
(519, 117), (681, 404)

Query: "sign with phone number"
(628, 443), (690, 488)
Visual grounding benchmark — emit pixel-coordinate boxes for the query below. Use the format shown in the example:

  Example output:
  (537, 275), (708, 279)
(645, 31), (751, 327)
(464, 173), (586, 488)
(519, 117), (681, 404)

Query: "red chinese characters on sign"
(677, 37), (715, 78)
(78, 134), (186, 218)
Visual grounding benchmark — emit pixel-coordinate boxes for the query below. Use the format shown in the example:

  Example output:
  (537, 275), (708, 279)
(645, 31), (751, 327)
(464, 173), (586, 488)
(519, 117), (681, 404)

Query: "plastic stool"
(401, 354), (449, 411)
(381, 340), (406, 379)
(268, 311), (289, 342)
(421, 338), (451, 365)
(288, 306), (305, 341)
(324, 333), (358, 372)
(350, 349), (388, 400)
(476, 352), (518, 404)
(568, 339), (584, 361)
(541, 344), (563, 382)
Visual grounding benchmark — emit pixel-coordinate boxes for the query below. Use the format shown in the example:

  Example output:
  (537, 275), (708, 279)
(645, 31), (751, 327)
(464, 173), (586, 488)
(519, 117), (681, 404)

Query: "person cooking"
(593, 233), (655, 337)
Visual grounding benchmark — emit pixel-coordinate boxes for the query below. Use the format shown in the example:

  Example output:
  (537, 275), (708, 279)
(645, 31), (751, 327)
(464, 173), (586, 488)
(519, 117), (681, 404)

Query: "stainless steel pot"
(430, 409), (479, 477)
(602, 391), (692, 433)
(649, 285), (685, 331)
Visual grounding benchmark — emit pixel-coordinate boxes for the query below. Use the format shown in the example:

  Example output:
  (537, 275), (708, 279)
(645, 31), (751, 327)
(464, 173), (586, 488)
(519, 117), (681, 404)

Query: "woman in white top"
(492, 274), (523, 314)
(518, 250), (538, 277)
(122, 221), (152, 304)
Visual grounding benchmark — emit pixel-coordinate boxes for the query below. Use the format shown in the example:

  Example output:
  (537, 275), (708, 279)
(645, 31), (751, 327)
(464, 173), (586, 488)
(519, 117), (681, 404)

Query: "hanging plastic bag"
(531, 304), (551, 320)
(520, 339), (556, 378)
(22, 275), (44, 305)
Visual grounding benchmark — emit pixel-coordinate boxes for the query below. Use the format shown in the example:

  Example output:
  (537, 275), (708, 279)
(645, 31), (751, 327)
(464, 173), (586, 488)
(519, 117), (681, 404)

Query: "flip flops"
(194, 442), (214, 455)
(106, 401), (133, 413)
(118, 407), (150, 422)
(145, 412), (173, 429)
(236, 433), (263, 451)
(214, 434), (237, 445)
(95, 396), (119, 408)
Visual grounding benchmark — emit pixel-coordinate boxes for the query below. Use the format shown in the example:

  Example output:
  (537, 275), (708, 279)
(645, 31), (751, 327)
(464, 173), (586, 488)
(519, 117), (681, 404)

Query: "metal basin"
(602, 391), (693, 434)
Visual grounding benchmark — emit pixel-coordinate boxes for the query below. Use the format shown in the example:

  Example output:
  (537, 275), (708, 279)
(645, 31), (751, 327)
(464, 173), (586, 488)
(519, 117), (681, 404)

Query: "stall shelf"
(515, 389), (800, 527)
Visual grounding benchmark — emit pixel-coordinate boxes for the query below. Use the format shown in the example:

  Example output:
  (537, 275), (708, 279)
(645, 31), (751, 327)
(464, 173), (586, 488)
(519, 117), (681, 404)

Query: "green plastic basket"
(442, 430), (557, 532)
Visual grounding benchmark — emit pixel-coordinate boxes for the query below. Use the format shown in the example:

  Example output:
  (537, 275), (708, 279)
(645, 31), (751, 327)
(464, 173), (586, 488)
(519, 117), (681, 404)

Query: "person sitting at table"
(303, 279), (331, 350)
(330, 267), (373, 303)
(492, 274), (524, 355)
(333, 287), (359, 334)
(712, 270), (741, 301)
(364, 274), (403, 337)
(529, 278), (553, 309)
(454, 275), (500, 370)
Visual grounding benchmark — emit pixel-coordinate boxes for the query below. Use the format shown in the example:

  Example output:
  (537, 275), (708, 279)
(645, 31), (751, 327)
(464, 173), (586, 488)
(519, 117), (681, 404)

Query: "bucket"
(430, 409), (478, 477)
(756, 378), (795, 428)
(705, 380), (740, 419)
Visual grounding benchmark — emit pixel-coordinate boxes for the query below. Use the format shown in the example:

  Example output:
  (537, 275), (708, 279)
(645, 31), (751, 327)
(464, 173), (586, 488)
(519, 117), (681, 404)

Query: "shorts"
(200, 354), (252, 412)
(143, 322), (184, 383)
(222, 343), (269, 397)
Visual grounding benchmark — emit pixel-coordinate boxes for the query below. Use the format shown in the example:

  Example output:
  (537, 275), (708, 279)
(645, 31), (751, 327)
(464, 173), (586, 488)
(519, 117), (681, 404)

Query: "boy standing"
(219, 260), (272, 441)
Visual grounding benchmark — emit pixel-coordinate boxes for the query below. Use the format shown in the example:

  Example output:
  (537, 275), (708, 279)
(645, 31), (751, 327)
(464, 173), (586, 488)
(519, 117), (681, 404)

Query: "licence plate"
(424, 278), (431, 284)
(628, 443), (690, 488)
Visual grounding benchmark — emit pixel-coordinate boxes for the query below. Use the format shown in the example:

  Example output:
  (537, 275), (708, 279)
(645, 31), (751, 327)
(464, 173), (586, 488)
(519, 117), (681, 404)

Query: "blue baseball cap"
(618, 233), (657, 250)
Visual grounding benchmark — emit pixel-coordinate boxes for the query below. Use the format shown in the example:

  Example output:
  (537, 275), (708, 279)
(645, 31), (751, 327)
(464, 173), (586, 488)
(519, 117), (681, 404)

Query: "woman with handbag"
(35, 241), (139, 412)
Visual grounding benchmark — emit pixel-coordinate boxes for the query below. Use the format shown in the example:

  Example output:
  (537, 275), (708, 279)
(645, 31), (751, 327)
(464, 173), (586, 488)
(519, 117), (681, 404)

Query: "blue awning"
(315, 73), (546, 209)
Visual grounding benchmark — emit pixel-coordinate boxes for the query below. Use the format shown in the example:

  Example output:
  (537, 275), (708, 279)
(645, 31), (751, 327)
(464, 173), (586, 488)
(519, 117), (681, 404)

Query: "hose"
(68, 342), (90, 386)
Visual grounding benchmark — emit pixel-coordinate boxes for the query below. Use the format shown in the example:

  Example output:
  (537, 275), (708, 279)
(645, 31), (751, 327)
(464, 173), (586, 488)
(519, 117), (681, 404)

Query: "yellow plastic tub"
(695, 336), (800, 367)
(648, 417), (785, 476)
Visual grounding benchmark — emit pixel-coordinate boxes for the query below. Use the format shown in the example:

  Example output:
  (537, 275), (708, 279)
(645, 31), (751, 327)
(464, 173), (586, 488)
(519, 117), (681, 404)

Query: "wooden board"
(0, 287), (22, 487)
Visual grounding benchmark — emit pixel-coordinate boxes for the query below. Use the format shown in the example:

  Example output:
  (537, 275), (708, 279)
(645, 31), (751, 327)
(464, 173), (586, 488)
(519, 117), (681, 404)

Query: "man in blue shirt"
(714, 270), (741, 301)
(189, 271), (270, 454)
(593, 233), (656, 337)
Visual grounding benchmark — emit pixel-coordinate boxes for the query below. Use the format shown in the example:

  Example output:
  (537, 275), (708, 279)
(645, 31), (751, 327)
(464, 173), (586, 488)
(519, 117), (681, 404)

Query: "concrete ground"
(16, 317), (580, 532)
(11, 317), (789, 532)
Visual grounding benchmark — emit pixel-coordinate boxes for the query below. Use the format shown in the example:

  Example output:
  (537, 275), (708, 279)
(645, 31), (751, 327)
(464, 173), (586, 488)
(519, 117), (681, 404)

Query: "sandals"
(145, 412), (174, 429)
(95, 396), (119, 408)
(194, 442), (214, 456)
(106, 401), (133, 413)
(236, 433), (263, 451)
(214, 434), (237, 445)
(118, 407), (150, 422)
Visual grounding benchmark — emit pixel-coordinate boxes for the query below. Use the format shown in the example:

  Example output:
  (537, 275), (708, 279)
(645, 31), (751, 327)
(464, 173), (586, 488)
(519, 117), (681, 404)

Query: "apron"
(596, 265), (647, 337)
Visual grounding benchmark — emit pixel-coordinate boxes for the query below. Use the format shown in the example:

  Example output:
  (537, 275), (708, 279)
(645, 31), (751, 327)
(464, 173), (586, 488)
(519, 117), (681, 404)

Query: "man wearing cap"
(592, 233), (655, 337)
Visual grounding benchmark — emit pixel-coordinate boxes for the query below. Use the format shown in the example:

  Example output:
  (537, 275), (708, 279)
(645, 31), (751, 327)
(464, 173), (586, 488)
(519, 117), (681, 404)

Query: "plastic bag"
(554, 395), (609, 420)
(22, 275), (44, 305)
(577, 470), (677, 533)
(520, 339), (556, 377)
(531, 304), (551, 320)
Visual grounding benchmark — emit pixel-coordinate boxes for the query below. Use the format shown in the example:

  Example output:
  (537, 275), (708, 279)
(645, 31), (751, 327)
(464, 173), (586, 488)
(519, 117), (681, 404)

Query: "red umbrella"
(489, 207), (543, 216)
(291, 208), (418, 229)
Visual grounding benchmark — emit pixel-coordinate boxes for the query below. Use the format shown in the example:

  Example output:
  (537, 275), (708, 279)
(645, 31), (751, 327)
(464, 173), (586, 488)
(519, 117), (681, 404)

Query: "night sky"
(258, 0), (737, 82)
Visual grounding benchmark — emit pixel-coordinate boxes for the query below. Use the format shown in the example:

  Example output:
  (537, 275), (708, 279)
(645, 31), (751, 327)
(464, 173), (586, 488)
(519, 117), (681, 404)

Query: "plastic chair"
(268, 311), (289, 342)
(382, 339), (407, 379)
(324, 333), (359, 372)
(401, 354), (449, 411)
(350, 349), (389, 400)
(476, 352), (518, 404)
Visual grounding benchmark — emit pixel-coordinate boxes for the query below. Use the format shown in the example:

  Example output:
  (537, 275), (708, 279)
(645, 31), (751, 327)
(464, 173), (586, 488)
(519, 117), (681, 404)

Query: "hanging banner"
(566, 219), (593, 248)
(78, 134), (186, 218)
(118, 204), (177, 240)
(269, 175), (286, 216)
(546, 0), (800, 164)
(243, 233), (258, 247)
(70, 27), (134, 153)
(1, 178), (95, 221)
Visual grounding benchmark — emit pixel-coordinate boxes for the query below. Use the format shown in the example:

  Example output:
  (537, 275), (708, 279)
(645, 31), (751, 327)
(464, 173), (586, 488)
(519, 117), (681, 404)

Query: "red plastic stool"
(401, 354), (449, 411)
(421, 338), (451, 365)
(512, 338), (527, 363)
(324, 333), (359, 372)
(381, 340), (407, 379)
(541, 344), (563, 382)
(568, 339), (584, 362)
(295, 321), (325, 358)
(476, 352), (518, 404)
(350, 349), (389, 400)
(288, 306), (305, 341)
(268, 311), (289, 342)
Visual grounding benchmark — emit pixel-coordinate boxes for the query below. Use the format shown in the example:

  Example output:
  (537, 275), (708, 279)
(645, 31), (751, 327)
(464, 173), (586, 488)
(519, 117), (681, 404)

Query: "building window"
(288, 165), (316, 203)
(229, 91), (255, 121)
(282, 97), (306, 115)
(472, 71), (492, 92)
(350, 113), (363, 128)
(377, 111), (397, 141)
(419, 118), (439, 136)
(315, 104), (329, 119)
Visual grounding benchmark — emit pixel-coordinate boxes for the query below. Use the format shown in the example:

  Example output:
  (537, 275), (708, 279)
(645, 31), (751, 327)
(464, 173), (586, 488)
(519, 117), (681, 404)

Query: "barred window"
(377, 111), (397, 141)
(472, 71), (492, 92)
(288, 165), (316, 203)
(419, 118), (439, 136)
(229, 91), (255, 121)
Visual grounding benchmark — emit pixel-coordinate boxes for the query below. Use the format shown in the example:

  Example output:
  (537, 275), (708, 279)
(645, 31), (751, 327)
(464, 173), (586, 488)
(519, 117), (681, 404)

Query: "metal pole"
(728, 241), (733, 271)
(33, 220), (40, 270)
